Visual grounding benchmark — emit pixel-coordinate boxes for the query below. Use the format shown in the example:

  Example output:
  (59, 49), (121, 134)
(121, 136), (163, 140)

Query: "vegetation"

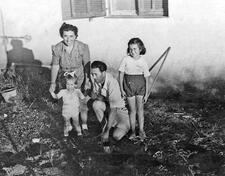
(1, 66), (225, 175)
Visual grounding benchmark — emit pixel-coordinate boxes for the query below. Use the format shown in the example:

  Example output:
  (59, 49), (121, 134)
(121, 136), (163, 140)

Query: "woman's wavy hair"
(127, 38), (146, 55)
(59, 22), (78, 38)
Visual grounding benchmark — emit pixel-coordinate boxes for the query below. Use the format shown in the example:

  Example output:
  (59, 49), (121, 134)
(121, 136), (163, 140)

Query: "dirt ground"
(1, 67), (225, 176)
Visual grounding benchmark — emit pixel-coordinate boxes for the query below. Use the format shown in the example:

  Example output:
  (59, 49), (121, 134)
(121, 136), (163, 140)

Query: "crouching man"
(90, 61), (130, 144)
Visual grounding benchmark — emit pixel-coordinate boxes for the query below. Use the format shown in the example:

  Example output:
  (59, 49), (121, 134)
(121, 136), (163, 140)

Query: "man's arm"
(102, 107), (117, 142)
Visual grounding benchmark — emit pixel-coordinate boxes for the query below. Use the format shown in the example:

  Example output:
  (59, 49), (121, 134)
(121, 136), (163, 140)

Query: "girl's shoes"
(129, 132), (136, 140)
(139, 131), (146, 141)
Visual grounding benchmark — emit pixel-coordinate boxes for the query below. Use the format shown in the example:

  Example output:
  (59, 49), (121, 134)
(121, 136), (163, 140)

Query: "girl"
(119, 38), (150, 141)
(50, 75), (85, 137)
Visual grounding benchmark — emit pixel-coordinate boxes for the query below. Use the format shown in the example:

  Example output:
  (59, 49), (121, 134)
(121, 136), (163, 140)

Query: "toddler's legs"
(136, 95), (146, 139)
(63, 116), (72, 137)
(127, 96), (136, 139)
(80, 97), (90, 131)
(72, 115), (82, 136)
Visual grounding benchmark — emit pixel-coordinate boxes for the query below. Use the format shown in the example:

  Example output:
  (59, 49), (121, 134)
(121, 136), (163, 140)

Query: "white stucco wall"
(1, 0), (225, 83)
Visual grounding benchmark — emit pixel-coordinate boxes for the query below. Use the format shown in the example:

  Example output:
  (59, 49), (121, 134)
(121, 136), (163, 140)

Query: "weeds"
(1, 67), (225, 175)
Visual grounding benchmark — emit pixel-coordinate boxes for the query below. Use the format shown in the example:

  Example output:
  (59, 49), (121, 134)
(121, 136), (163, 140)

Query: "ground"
(1, 67), (225, 176)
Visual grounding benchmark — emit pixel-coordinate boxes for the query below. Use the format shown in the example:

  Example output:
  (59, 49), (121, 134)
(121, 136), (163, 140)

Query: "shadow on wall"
(6, 39), (45, 81)
(151, 67), (225, 102)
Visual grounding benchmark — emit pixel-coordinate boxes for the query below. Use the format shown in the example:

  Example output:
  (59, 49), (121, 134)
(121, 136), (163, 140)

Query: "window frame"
(106, 0), (167, 18)
(61, 0), (168, 20)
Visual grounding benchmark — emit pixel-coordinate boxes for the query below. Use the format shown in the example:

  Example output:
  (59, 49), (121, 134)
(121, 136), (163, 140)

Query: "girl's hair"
(59, 22), (78, 38)
(91, 61), (107, 72)
(127, 38), (146, 55)
(65, 75), (78, 84)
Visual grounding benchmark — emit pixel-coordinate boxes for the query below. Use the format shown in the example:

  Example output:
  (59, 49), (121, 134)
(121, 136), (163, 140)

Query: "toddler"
(50, 75), (85, 137)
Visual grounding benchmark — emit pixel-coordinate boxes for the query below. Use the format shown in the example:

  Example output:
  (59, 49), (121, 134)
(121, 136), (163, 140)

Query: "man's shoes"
(103, 141), (111, 153)
(129, 132), (137, 140)
(103, 146), (111, 153)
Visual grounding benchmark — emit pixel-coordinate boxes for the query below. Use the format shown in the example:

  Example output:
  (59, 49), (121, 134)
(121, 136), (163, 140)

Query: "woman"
(49, 22), (90, 135)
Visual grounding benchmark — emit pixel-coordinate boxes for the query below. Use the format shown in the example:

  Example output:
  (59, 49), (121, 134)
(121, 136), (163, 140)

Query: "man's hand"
(121, 89), (126, 98)
(102, 131), (109, 143)
(84, 73), (91, 90)
(96, 95), (106, 101)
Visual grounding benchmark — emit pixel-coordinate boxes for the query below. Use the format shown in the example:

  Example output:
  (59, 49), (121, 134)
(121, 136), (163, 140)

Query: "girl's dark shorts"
(123, 74), (146, 97)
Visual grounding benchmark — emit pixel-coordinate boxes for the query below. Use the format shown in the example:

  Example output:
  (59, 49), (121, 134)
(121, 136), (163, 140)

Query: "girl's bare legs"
(127, 96), (136, 139)
(72, 115), (82, 136)
(136, 95), (146, 140)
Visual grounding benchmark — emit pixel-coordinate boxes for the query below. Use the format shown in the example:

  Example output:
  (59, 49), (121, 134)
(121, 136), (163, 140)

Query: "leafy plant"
(0, 67), (16, 91)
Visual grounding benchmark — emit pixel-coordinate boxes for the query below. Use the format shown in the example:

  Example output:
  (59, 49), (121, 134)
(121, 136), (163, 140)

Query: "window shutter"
(162, 0), (168, 16)
(87, 0), (106, 17)
(138, 0), (165, 16)
(61, 0), (105, 19)
(71, 0), (88, 18)
(61, 0), (73, 20)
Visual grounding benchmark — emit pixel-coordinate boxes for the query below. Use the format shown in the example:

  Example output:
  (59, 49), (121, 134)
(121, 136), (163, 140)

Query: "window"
(61, 0), (106, 19)
(61, 0), (168, 20)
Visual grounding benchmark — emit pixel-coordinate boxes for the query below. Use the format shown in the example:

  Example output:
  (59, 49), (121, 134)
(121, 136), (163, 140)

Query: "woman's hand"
(49, 83), (56, 93)
(121, 89), (126, 98)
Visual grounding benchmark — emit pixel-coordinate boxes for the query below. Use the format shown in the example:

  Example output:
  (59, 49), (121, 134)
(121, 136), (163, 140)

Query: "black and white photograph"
(1, 0), (225, 175)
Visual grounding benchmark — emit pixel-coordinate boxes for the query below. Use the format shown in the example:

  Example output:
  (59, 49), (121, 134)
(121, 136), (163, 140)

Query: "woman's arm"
(49, 65), (59, 92)
(82, 44), (90, 67)
(50, 91), (58, 99)
(102, 107), (117, 142)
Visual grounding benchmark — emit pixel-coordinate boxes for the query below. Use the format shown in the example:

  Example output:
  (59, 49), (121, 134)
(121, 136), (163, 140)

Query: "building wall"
(0, 0), (225, 83)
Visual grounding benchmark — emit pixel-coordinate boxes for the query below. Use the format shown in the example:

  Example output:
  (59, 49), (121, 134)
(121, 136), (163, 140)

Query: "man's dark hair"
(59, 22), (78, 38)
(91, 61), (107, 72)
